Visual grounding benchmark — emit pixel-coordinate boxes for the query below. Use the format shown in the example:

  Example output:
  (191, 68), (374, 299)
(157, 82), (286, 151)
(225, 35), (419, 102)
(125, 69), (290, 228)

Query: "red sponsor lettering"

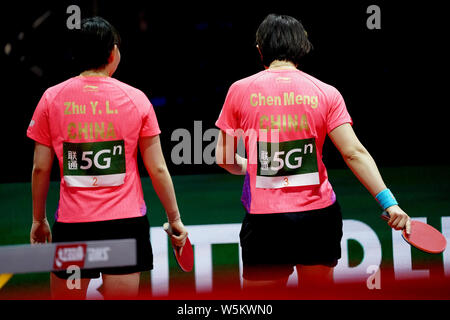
(53, 244), (87, 270)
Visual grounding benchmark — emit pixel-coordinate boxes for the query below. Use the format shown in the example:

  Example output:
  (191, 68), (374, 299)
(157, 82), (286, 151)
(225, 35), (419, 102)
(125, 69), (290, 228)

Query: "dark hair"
(72, 16), (121, 71)
(256, 14), (312, 67)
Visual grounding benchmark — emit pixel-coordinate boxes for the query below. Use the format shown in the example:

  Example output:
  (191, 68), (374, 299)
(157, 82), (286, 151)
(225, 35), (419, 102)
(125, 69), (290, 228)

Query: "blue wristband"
(375, 189), (398, 210)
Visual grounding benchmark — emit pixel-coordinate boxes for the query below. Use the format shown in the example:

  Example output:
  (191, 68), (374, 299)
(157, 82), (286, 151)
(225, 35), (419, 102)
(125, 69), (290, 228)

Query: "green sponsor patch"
(63, 140), (125, 176)
(257, 138), (318, 177)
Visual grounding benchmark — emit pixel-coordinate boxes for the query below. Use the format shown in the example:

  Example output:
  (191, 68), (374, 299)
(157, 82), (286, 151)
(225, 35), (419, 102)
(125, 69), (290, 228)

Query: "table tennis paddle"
(163, 222), (193, 272)
(381, 211), (447, 254)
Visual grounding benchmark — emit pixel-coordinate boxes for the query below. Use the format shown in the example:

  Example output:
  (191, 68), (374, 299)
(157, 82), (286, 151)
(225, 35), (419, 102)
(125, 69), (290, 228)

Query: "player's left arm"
(215, 130), (247, 175)
(30, 142), (54, 244)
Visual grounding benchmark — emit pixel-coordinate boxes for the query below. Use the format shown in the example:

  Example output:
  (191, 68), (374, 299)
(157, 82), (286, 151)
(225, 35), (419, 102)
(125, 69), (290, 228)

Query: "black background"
(0, 0), (448, 183)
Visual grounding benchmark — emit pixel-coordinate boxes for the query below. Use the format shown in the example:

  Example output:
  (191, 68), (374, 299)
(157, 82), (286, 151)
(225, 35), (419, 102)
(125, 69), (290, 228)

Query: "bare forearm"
(344, 149), (387, 197)
(218, 154), (247, 175)
(31, 167), (51, 221)
(150, 167), (180, 222)
(329, 123), (410, 231)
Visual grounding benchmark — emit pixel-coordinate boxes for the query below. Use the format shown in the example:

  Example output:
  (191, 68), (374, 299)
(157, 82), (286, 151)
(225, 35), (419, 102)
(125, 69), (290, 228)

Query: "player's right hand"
(386, 205), (411, 235)
(169, 219), (188, 252)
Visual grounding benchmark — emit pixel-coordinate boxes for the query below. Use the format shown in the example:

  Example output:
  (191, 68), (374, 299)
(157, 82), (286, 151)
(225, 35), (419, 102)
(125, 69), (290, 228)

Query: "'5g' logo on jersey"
(63, 140), (126, 188)
(256, 138), (319, 189)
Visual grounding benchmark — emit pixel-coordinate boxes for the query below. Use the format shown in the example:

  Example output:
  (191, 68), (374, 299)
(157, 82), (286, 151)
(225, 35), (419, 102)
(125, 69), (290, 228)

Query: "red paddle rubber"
(163, 223), (194, 272)
(401, 220), (446, 254)
(381, 211), (446, 254)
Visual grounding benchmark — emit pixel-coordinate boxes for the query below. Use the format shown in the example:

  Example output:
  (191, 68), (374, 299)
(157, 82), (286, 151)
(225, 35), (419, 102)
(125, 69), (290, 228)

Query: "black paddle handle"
(380, 211), (390, 221)
(163, 222), (174, 236)
(163, 222), (182, 237)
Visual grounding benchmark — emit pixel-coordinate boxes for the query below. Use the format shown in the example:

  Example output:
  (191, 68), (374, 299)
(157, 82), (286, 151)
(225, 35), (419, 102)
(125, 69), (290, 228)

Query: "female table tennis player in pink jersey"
(215, 14), (411, 289)
(27, 17), (187, 299)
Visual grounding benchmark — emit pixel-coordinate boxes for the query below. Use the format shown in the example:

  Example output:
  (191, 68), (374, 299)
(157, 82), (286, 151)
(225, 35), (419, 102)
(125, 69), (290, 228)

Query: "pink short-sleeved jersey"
(27, 76), (161, 223)
(216, 69), (352, 214)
